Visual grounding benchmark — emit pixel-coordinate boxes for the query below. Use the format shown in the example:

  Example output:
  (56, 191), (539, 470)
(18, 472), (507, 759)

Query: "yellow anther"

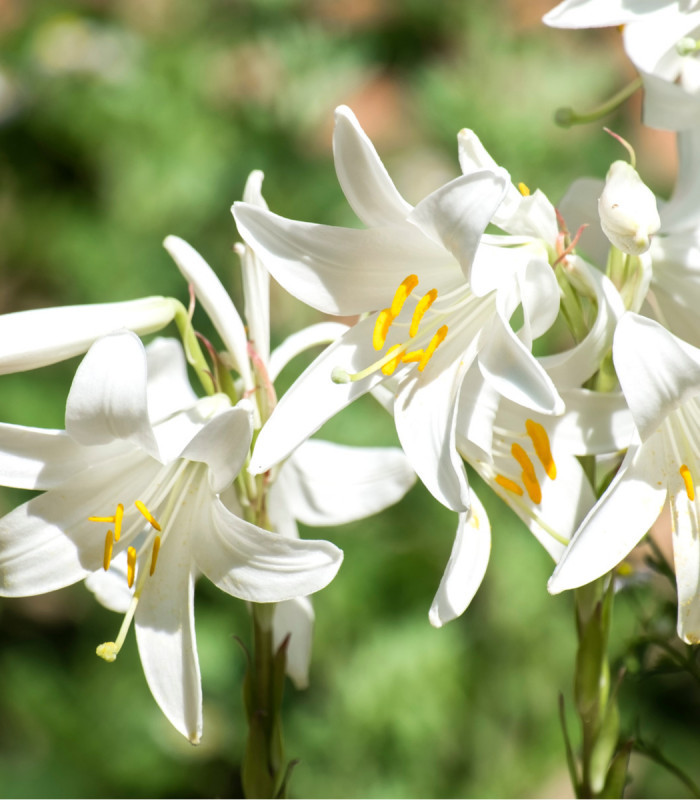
(373, 309), (394, 351)
(681, 464), (695, 501)
(525, 419), (556, 480)
(381, 344), (404, 376)
(127, 546), (137, 588)
(96, 642), (118, 663)
(150, 536), (161, 576)
(113, 503), (124, 542)
(390, 274), (419, 318)
(495, 474), (524, 496)
(418, 325), (448, 372)
(511, 442), (542, 504)
(518, 182), (531, 197)
(409, 289), (438, 338)
(103, 530), (114, 572)
(134, 500), (161, 531)
(89, 514), (116, 523)
(401, 349), (423, 364)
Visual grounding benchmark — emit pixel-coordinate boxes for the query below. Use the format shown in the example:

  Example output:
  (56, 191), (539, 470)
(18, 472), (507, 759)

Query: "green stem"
(555, 77), (643, 128)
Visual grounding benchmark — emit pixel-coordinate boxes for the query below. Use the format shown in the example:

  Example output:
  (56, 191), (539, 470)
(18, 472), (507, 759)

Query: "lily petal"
(333, 105), (413, 227)
(543, 0), (669, 28)
(195, 497), (343, 603)
(65, 331), (159, 459)
(548, 436), (666, 593)
(276, 439), (416, 526)
(145, 338), (198, 423)
(273, 596), (315, 690)
(428, 497), (491, 627)
(268, 321), (349, 383)
(407, 169), (509, 288)
(0, 297), (176, 375)
(233, 203), (455, 315)
(136, 547), (202, 744)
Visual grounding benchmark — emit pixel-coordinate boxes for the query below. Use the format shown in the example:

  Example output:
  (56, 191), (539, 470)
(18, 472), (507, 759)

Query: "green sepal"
(589, 691), (620, 794)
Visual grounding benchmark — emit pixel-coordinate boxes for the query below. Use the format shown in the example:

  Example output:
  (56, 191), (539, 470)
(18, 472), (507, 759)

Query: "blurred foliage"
(0, 0), (694, 797)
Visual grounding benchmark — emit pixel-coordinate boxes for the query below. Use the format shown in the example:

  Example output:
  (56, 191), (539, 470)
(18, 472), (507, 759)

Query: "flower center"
(332, 274), (449, 383)
(88, 459), (202, 662)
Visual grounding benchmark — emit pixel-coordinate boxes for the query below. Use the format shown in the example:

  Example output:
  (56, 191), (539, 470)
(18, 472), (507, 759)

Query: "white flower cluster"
(1, 0), (700, 753)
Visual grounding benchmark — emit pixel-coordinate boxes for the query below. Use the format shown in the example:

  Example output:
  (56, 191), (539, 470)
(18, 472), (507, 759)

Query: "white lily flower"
(545, 0), (700, 130)
(234, 106), (564, 514)
(0, 330), (344, 742)
(163, 174), (416, 686)
(548, 313), (700, 644)
(0, 295), (177, 374)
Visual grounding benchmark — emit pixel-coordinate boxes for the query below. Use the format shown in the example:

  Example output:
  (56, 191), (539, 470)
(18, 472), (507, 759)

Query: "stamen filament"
(390, 274), (419, 317)
(103, 530), (114, 572)
(418, 325), (448, 371)
(150, 536), (161, 576)
(410, 289), (438, 338)
(373, 309), (394, 351)
(134, 500), (161, 531)
(681, 464), (695, 501)
(525, 419), (557, 480)
(127, 546), (137, 588)
(495, 474), (524, 496)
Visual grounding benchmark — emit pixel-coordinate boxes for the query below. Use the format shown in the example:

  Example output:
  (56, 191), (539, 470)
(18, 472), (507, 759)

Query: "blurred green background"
(0, 0), (695, 797)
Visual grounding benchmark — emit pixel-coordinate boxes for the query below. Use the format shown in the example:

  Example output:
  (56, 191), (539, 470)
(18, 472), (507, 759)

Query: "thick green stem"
(242, 602), (289, 799)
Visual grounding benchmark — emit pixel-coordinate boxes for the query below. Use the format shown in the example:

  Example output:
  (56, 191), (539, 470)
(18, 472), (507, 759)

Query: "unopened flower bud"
(598, 161), (660, 256)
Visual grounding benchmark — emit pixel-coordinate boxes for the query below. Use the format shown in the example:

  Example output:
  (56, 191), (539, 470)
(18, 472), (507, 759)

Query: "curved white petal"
(660, 126), (700, 232)
(136, 547), (202, 744)
(428, 498), (491, 627)
(614, 313), (700, 440)
(0, 297), (176, 375)
(65, 331), (159, 458)
(277, 439), (415, 526)
(671, 488), (700, 643)
(233, 203), (455, 315)
(407, 170), (509, 287)
(251, 317), (387, 474)
(195, 497), (343, 602)
(0, 424), (94, 490)
(518, 256), (561, 342)
(332, 105), (413, 227)
(395, 350), (471, 511)
(180, 405), (252, 493)
(145, 337), (198, 423)
(240, 170), (271, 365)
(273, 596), (315, 690)
(540, 258), (624, 388)
(163, 235), (254, 394)
(85, 552), (132, 613)
(548, 436), (666, 593)
(543, 0), (669, 28)
(268, 321), (349, 383)
(503, 190), (559, 243)
(478, 314), (564, 414)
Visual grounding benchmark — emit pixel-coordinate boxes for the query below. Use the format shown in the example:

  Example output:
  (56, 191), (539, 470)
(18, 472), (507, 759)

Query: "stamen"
(134, 500), (161, 531)
(525, 419), (557, 480)
(518, 182), (531, 197)
(495, 474), (524, 496)
(150, 536), (161, 576)
(680, 464), (695, 501)
(511, 443), (542, 504)
(127, 546), (137, 588)
(381, 345), (404, 376)
(113, 503), (124, 542)
(410, 289), (438, 338)
(103, 530), (114, 572)
(390, 274), (419, 317)
(373, 309), (394, 351)
(418, 325), (448, 372)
